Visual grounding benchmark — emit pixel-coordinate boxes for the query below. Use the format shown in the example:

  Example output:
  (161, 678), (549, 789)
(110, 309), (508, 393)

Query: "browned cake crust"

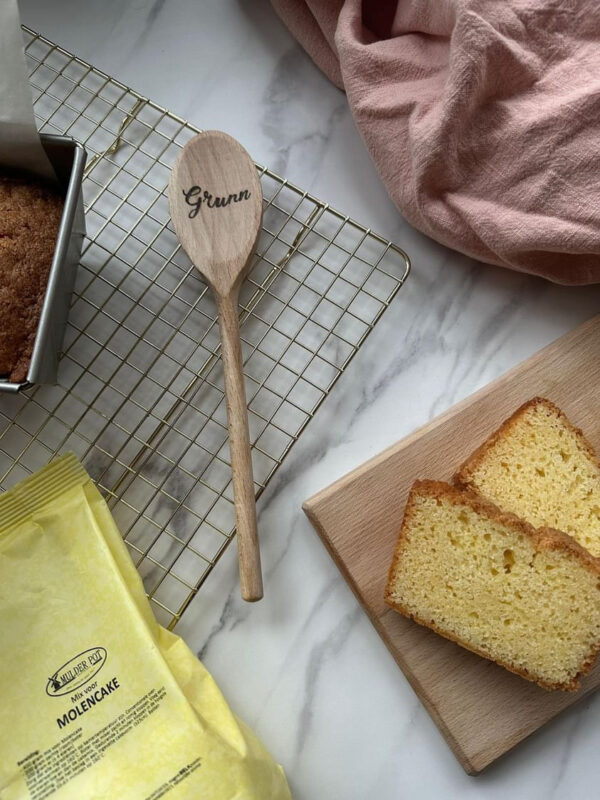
(0, 174), (64, 382)
(384, 479), (600, 691)
(453, 397), (600, 490)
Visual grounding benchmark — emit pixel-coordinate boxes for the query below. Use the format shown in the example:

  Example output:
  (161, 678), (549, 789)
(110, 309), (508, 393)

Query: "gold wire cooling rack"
(0, 27), (410, 628)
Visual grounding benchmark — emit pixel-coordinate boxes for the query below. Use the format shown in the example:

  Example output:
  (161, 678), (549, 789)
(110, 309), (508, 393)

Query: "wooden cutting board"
(303, 315), (600, 775)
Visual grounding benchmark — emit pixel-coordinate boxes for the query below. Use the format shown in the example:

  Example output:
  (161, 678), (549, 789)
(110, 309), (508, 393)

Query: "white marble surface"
(20, 1), (600, 797)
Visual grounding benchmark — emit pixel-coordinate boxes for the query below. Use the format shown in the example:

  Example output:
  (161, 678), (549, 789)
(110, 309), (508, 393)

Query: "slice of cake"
(454, 398), (600, 557)
(384, 480), (600, 690)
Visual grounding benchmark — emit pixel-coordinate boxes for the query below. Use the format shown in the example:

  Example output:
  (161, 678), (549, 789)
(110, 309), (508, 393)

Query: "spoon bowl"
(169, 130), (262, 295)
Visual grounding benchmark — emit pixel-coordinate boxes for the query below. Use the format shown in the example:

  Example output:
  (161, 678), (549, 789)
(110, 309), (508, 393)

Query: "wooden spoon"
(168, 131), (263, 601)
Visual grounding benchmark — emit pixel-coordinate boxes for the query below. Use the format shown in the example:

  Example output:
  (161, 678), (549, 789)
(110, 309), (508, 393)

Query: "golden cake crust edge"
(384, 479), (600, 691)
(453, 396), (600, 492)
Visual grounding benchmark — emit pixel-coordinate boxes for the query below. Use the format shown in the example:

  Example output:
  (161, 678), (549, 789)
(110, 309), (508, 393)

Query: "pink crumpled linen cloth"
(271, 0), (600, 285)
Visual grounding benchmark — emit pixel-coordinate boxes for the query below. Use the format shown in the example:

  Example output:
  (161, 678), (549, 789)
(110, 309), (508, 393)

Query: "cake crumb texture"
(385, 480), (600, 690)
(454, 398), (600, 557)
(0, 174), (64, 382)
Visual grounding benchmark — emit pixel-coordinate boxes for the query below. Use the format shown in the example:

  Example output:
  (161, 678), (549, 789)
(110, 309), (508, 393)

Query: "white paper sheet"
(0, 0), (56, 181)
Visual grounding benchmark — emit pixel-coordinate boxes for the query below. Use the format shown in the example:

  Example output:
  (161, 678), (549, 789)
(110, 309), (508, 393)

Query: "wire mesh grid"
(0, 28), (410, 628)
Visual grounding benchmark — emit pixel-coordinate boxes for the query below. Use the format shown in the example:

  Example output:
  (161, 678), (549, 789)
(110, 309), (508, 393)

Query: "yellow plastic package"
(0, 454), (291, 800)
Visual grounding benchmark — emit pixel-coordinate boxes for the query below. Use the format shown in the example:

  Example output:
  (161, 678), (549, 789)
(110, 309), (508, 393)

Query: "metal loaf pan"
(0, 134), (86, 392)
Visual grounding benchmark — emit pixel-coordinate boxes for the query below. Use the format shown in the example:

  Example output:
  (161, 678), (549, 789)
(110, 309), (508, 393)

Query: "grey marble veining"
(18, 0), (600, 797)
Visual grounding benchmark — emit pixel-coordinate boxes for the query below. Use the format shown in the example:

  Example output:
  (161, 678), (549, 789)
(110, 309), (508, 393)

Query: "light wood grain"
(303, 315), (600, 774)
(216, 291), (262, 600)
(169, 131), (263, 601)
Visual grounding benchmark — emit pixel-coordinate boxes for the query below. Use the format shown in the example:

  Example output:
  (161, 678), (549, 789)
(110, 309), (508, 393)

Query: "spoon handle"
(216, 291), (263, 601)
